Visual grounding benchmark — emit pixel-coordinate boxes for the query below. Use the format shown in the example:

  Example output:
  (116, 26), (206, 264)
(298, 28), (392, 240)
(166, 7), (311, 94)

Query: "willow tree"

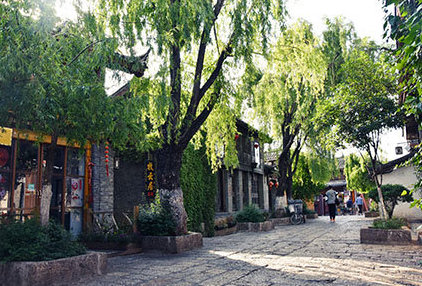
(95, 0), (286, 234)
(249, 21), (326, 202)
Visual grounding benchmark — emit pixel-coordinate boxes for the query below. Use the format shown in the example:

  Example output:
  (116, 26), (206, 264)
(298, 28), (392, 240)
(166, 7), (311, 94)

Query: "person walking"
(346, 197), (354, 214)
(356, 194), (364, 215)
(326, 188), (337, 222)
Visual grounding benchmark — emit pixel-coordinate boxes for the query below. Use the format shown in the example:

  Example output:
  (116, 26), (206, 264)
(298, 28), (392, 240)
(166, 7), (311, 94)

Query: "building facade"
(215, 120), (270, 214)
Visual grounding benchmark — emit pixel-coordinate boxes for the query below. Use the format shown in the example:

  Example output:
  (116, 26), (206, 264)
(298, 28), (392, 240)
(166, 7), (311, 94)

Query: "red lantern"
(275, 182), (279, 188)
(254, 142), (259, 149)
(235, 134), (240, 140)
(269, 181), (274, 189)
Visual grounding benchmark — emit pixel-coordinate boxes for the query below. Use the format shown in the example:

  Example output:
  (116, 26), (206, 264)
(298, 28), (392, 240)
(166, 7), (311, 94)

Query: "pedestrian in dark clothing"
(356, 194), (364, 215)
(346, 197), (353, 214)
(326, 188), (337, 222)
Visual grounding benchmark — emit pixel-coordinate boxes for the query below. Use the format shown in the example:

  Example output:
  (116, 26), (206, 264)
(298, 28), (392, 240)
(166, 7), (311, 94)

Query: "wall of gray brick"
(91, 144), (114, 225)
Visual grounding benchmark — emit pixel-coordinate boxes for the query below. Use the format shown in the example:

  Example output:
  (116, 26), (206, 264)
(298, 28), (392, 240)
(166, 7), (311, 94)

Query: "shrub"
(235, 205), (265, 223)
(372, 217), (407, 229)
(78, 230), (133, 244)
(368, 184), (413, 218)
(0, 219), (86, 263)
(137, 194), (177, 236)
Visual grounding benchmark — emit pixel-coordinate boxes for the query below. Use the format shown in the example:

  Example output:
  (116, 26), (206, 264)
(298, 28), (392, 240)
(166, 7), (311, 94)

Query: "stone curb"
(0, 252), (107, 286)
(137, 232), (203, 254)
(237, 221), (274, 232)
(360, 228), (412, 245)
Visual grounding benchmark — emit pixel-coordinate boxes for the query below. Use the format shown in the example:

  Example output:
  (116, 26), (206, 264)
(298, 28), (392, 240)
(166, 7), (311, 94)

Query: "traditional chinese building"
(215, 120), (271, 214)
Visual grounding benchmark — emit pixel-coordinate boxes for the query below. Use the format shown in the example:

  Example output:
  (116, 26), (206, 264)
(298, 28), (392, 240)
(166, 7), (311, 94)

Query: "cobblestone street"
(75, 216), (422, 286)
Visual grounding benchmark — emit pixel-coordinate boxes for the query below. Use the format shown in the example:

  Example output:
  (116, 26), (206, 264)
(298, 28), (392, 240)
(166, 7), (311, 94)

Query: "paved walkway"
(74, 216), (422, 286)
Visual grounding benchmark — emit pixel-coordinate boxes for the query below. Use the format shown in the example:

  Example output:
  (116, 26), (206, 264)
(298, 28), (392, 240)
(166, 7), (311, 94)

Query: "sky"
(286, 0), (387, 43)
(55, 0), (405, 161)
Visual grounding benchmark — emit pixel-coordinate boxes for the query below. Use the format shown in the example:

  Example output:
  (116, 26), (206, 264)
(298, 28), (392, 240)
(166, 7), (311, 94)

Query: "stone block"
(0, 252), (107, 286)
(270, 217), (290, 226)
(306, 213), (318, 219)
(237, 221), (274, 232)
(138, 232), (203, 254)
(214, 225), (238, 236)
(360, 228), (412, 245)
(364, 211), (380, 218)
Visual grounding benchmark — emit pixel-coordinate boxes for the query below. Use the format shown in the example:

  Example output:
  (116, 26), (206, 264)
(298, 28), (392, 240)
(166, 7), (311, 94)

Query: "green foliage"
(383, 0), (422, 211)
(372, 217), (407, 229)
(344, 154), (375, 194)
(94, 0), (287, 172)
(0, 1), (145, 152)
(235, 205), (265, 223)
(78, 230), (133, 244)
(292, 153), (332, 201)
(137, 194), (177, 236)
(319, 48), (402, 151)
(322, 17), (356, 93)
(181, 143), (217, 237)
(368, 184), (413, 218)
(247, 21), (326, 199)
(0, 219), (85, 263)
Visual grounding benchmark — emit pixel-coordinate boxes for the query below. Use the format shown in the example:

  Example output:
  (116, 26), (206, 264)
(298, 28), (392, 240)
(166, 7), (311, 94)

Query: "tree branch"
(184, 0), (226, 131)
(67, 40), (106, 66)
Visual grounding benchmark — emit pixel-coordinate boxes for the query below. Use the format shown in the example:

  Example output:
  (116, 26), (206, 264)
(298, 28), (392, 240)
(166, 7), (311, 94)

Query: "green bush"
(78, 230), (133, 244)
(372, 217), (407, 229)
(0, 219), (85, 263)
(137, 195), (177, 236)
(368, 184), (413, 218)
(235, 205), (265, 223)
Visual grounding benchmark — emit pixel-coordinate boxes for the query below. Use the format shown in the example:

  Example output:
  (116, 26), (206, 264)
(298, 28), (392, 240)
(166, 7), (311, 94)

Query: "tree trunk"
(376, 184), (388, 220)
(278, 152), (293, 200)
(154, 144), (188, 235)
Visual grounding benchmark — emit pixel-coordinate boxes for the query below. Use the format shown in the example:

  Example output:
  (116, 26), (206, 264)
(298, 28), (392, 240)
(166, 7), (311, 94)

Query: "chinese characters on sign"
(145, 160), (156, 199)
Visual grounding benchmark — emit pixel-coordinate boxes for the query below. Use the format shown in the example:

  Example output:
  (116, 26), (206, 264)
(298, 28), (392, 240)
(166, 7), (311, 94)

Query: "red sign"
(0, 148), (9, 167)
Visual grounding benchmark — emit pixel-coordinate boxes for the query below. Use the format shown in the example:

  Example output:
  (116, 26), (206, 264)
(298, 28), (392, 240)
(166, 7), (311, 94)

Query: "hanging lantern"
(234, 134), (240, 140)
(269, 181), (274, 190)
(254, 142), (259, 149)
(275, 181), (279, 188)
(105, 142), (110, 177)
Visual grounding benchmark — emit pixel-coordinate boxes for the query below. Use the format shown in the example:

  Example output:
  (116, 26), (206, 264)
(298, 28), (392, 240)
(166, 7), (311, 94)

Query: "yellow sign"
(0, 127), (12, 146)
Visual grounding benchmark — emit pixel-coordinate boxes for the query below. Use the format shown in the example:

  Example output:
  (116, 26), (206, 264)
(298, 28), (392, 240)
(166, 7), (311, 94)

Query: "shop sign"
(145, 160), (156, 199)
(70, 178), (83, 207)
(0, 127), (12, 146)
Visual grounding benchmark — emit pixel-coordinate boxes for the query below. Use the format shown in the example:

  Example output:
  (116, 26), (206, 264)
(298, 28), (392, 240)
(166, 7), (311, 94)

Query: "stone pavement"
(72, 216), (422, 286)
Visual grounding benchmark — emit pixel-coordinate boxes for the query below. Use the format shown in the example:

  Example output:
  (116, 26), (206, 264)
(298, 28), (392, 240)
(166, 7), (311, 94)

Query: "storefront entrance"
(0, 130), (87, 236)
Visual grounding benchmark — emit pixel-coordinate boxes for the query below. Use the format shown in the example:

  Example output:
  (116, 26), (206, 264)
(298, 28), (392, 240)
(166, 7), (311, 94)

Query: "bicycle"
(288, 200), (306, 225)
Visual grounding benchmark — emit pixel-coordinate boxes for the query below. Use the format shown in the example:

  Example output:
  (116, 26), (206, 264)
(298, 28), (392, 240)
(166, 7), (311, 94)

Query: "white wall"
(381, 166), (422, 220)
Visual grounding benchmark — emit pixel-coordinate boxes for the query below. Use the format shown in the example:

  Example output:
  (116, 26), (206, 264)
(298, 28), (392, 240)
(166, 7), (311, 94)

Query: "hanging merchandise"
(0, 148), (9, 167)
(105, 142), (109, 177)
